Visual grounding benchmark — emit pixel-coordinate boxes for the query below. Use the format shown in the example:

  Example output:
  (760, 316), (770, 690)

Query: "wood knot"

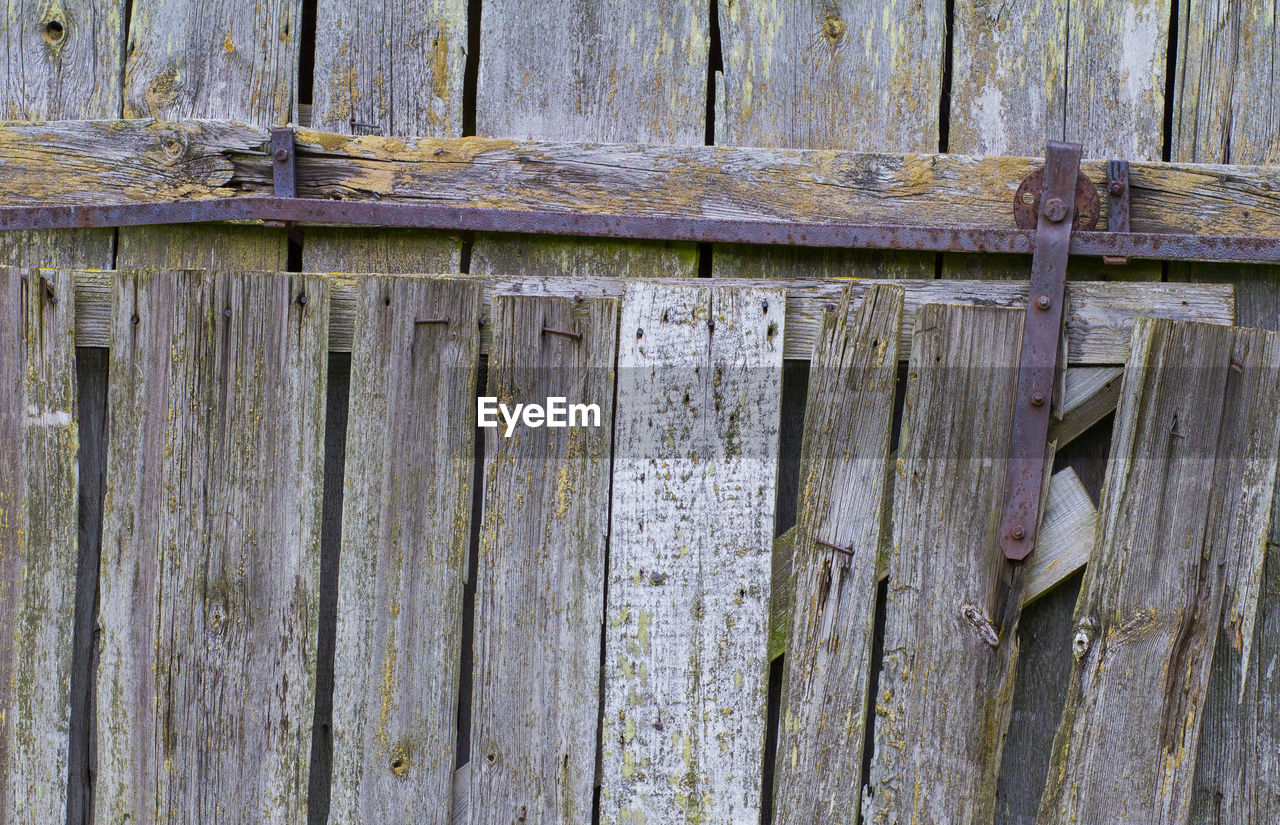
(960, 604), (999, 647)
(43, 19), (65, 46)
(822, 16), (846, 40)
(1073, 619), (1096, 660)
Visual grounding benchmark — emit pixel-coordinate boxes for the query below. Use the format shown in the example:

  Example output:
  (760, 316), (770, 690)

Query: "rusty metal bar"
(2, 196), (1280, 263)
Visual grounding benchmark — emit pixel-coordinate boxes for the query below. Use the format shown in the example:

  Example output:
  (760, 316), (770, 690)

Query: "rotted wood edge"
(64, 271), (1234, 365)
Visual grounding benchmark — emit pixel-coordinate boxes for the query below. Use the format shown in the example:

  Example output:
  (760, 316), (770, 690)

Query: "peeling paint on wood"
(865, 303), (1028, 825)
(772, 284), (902, 825)
(0, 267), (78, 825)
(1037, 316), (1280, 825)
(328, 276), (480, 825)
(600, 282), (784, 824)
(469, 295), (618, 825)
(95, 269), (328, 825)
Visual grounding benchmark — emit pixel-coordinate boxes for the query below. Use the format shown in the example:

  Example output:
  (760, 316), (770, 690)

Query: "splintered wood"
(1038, 317), (1280, 825)
(0, 269), (77, 825)
(600, 282), (784, 825)
(469, 295), (618, 825)
(328, 277), (481, 825)
(95, 270), (328, 825)
(772, 285), (903, 825)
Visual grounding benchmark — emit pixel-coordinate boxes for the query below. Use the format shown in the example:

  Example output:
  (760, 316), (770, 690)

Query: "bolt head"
(1031, 392), (1046, 407)
(1109, 181), (1124, 196)
(1011, 525), (1027, 541)
(1043, 197), (1069, 223)
(1036, 294), (1052, 311)
(274, 147), (289, 162)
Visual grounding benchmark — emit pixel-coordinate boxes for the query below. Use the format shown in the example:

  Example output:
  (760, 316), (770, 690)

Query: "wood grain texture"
(772, 284), (903, 825)
(95, 269), (328, 825)
(69, 271), (1238, 363)
(469, 295), (618, 825)
(328, 277), (480, 825)
(470, 0), (705, 280)
(1037, 317), (1280, 825)
(0, 268), (78, 825)
(600, 282), (784, 825)
(865, 303), (1027, 825)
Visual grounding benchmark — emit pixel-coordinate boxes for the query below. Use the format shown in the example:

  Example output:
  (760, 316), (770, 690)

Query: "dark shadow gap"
(67, 348), (110, 825)
(306, 352), (351, 825)
(859, 578), (890, 801)
(759, 654), (785, 825)
(462, 0), (483, 136)
(1160, 0), (1179, 163)
(456, 357), (488, 770)
(298, 0), (318, 108)
(773, 360), (809, 536)
(698, 0), (721, 278)
(938, 0), (954, 153)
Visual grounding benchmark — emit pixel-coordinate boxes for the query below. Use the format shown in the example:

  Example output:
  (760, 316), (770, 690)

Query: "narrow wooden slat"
(1048, 366), (1123, 449)
(328, 277), (480, 824)
(68, 270), (1237, 364)
(601, 282), (784, 824)
(95, 269), (328, 825)
(469, 295), (618, 825)
(772, 284), (903, 825)
(865, 303), (1027, 825)
(0, 268), (78, 825)
(1037, 316), (1280, 825)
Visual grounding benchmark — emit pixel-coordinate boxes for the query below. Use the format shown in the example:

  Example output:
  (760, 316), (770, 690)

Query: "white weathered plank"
(773, 284), (903, 825)
(329, 277), (480, 825)
(1037, 317), (1280, 825)
(1023, 467), (1095, 605)
(0, 268), (78, 825)
(95, 269), (328, 825)
(600, 282), (784, 825)
(67, 271), (1237, 364)
(469, 295), (618, 825)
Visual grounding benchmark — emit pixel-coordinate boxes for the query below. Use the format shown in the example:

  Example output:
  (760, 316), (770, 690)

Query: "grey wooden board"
(95, 269), (328, 825)
(68, 271), (1238, 364)
(0, 268), (78, 825)
(470, 0), (704, 280)
(469, 295), (618, 825)
(772, 284), (903, 825)
(1037, 316), (1280, 825)
(328, 276), (480, 825)
(600, 282), (785, 825)
(1170, 8), (1280, 822)
(865, 303), (1027, 825)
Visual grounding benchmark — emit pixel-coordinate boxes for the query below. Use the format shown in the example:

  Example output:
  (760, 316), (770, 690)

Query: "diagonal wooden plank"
(469, 294), (618, 825)
(0, 268), (78, 825)
(600, 282), (785, 825)
(95, 269), (328, 825)
(865, 303), (1028, 825)
(1037, 316), (1280, 825)
(772, 284), (903, 825)
(328, 277), (480, 825)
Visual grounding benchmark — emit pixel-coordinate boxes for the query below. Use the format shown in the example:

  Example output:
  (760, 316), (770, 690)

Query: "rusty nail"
(478, 316), (488, 328)
(707, 319), (716, 331)
(349, 118), (382, 131)
(762, 299), (769, 313)
(816, 538), (855, 558)
(1011, 525), (1026, 541)
(274, 147), (289, 163)
(415, 317), (450, 325)
(297, 293), (307, 306)
(542, 326), (582, 341)
(1035, 294), (1052, 311)
(1031, 392), (1046, 407)
(636, 327), (644, 339)
(40, 277), (57, 305)
(1043, 197), (1068, 223)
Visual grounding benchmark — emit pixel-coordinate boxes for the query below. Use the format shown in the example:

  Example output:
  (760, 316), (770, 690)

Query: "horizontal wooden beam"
(4, 119), (1280, 239)
(67, 271), (1233, 365)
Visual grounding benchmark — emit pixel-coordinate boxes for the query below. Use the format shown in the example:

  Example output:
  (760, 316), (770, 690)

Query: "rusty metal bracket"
(1103, 160), (1131, 264)
(1000, 141), (1082, 561)
(265, 127), (298, 238)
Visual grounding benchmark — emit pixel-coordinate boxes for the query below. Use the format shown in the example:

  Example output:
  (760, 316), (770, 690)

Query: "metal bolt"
(1031, 392), (1046, 407)
(1043, 197), (1068, 223)
(1020, 191), (1036, 205)
(1109, 181), (1125, 197)
(1011, 525), (1027, 541)
(1035, 294), (1052, 311)
(274, 148), (289, 163)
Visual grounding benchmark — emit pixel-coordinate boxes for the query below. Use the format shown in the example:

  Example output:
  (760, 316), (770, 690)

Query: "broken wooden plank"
(0, 268), (78, 825)
(1023, 467), (1095, 606)
(1037, 316), (1280, 825)
(1047, 366), (1123, 449)
(10, 120), (1280, 239)
(328, 277), (480, 825)
(68, 271), (1236, 364)
(469, 295), (618, 825)
(772, 284), (903, 825)
(600, 282), (784, 824)
(95, 269), (328, 825)
(865, 303), (1027, 825)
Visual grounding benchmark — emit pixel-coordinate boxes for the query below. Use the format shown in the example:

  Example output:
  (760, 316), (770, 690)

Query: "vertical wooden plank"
(95, 270), (328, 825)
(0, 268), (78, 825)
(469, 0), (705, 278)
(772, 284), (903, 825)
(1037, 317), (1280, 825)
(469, 295), (618, 825)
(117, 0), (299, 268)
(714, 0), (944, 280)
(305, 0), (467, 272)
(600, 282), (785, 825)
(328, 277), (480, 824)
(864, 303), (1026, 825)
(1170, 9), (1280, 820)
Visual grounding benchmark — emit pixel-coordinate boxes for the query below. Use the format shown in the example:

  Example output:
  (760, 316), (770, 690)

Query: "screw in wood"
(1011, 525), (1026, 541)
